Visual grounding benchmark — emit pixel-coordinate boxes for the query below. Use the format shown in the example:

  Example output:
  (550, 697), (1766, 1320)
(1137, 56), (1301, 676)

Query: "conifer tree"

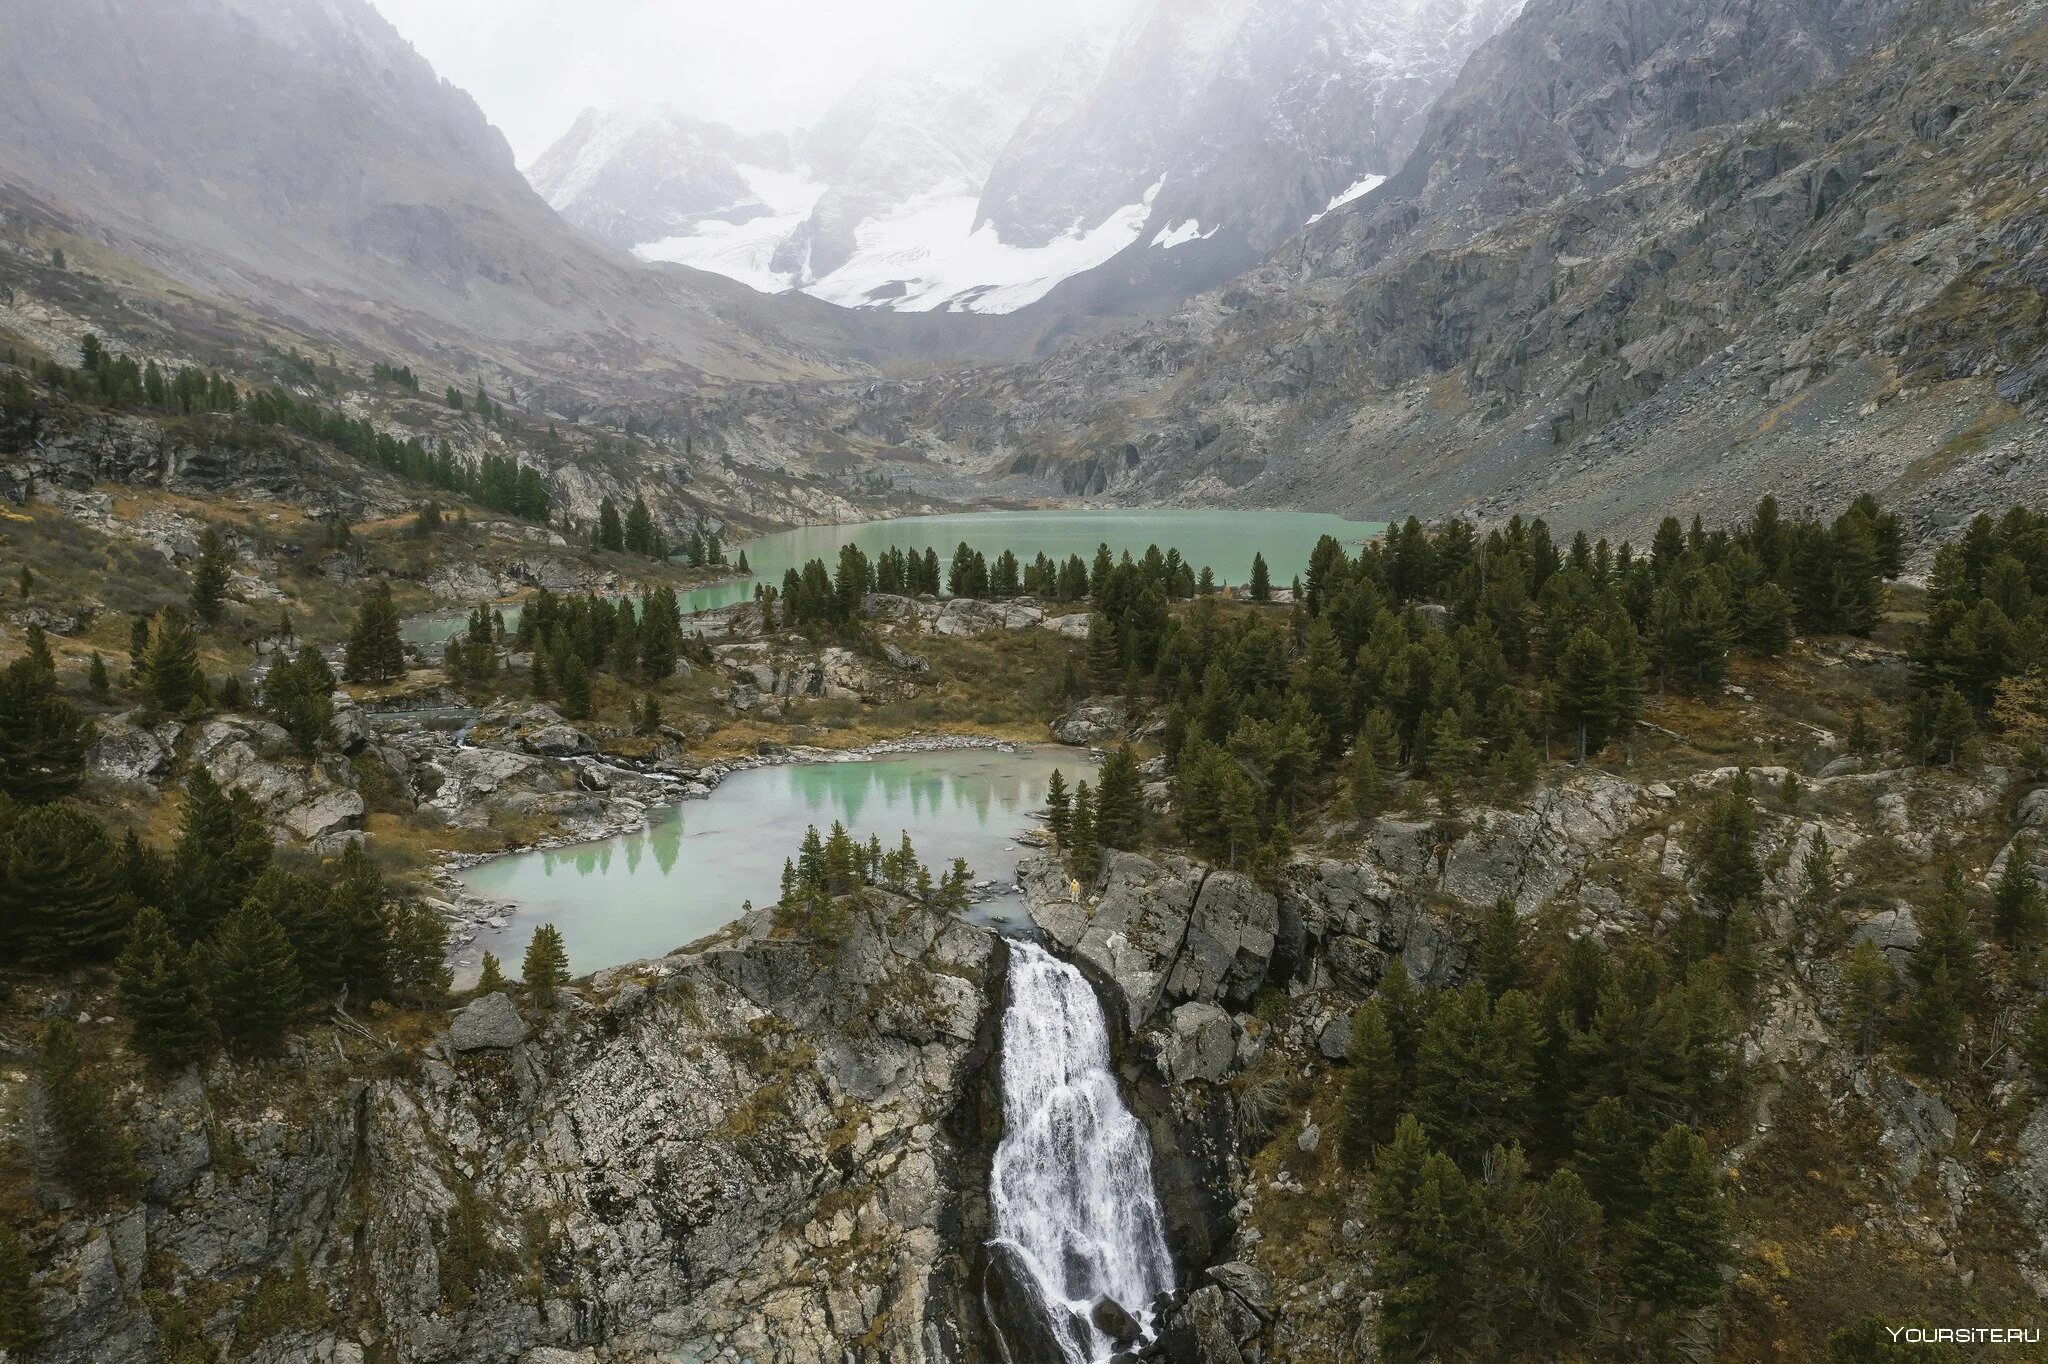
(477, 951), (509, 993)
(141, 607), (208, 715)
(1341, 997), (1402, 1168)
(555, 645), (592, 720)
(38, 1018), (139, 1202)
(325, 839), (394, 1004)
(1, 801), (131, 970)
(1624, 1124), (1726, 1314)
(1841, 939), (1893, 1055)
(1374, 1120), (1481, 1359)
(88, 649), (110, 699)
(597, 498), (625, 552)
(208, 900), (302, 1056)
(1478, 896), (1522, 999)
(1906, 869), (1978, 1075)
(189, 527), (233, 622)
(1553, 628), (1618, 761)
(522, 924), (570, 1006)
(1350, 739), (1386, 819)
(1992, 847), (2044, 952)
(1694, 790), (1762, 915)
(265, 645), (336, 755)
(1045, 768), (1071, 846)
(1069, 781), (1099, 882)
(1095, 745), (1144, 851)
(343, 582), (406, 683)
(624, 496), (657, 556)
(23, 622), (54, 684)
(1085, 613), (1121, 689)
(116, 906), (213, 1068)
(0, 1220), (38, 1358)
(387, 899), (453, 1006)
(1572, 1095), (1650, 1221)
(1249, 552), (1272, 603)
(0, 656), (89, 803)
(168, 768), (272, 941)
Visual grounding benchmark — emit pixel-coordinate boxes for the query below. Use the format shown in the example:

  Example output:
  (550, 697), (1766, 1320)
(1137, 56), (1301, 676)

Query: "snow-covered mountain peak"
(527, 0), (1529, 314)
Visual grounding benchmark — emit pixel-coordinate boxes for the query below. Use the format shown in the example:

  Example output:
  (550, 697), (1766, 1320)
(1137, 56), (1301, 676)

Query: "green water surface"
(405, 508), (1381, 646)
(454, 746), (1095, 983)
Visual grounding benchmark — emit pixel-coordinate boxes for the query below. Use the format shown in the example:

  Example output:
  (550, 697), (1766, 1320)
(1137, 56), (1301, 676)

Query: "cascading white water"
(988, 939), (1174, 1363)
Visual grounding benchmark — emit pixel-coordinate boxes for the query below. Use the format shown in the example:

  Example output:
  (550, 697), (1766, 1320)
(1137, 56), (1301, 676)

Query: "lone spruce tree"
(343, 581), (406, 684)
(1044, 768), (1071, 846)
(141, 607), (208, 715)
(1069, 781), (1099, 883)
(1095, 745), (1144, 851)
(522, 924), (570, 1006)
(1340, 997), (1401, 1168)
(189, 527), (233, 622)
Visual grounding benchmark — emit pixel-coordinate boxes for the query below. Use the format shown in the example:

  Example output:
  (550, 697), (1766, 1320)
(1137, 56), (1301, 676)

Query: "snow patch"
(634, 164), (828, 293)
(1305, 175), (1386, 226)
(651, 176), (1163, 314)
(806, 178), (1161, 313)
(1150, 219), (1217, 250)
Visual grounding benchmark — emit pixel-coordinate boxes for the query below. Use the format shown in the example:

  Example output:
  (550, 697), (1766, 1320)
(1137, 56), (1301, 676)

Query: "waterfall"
(988, 940), (1174, 1363)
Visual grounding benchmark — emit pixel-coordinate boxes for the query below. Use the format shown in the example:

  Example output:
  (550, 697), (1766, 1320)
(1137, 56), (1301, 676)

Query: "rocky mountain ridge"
(535, 0), (1524, 321)
(675, 0), (2046, 542)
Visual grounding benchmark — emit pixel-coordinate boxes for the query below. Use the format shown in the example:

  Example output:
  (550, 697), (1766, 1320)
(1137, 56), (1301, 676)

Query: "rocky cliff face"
(1003, 759), (2048, 1357)
(22, 895), (1008, 1364)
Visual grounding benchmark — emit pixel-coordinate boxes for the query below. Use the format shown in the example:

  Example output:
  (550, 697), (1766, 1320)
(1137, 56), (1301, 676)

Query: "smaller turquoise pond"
(454, 746), (1095, 983)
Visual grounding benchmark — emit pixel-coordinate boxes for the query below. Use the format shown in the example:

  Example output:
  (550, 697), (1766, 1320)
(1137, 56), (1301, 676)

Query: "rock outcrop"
(26, 895), (1006, 1364)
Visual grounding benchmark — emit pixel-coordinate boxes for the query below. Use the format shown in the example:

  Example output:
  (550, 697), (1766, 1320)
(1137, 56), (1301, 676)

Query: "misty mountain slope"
(538, 0), (1524, 321)
(526, 108), (795, 252)
(688, 0), (2045, 539)
(0, 0), (898, 391)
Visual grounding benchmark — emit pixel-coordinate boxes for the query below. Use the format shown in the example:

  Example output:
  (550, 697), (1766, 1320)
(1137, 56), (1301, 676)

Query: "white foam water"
(988, 939), (1174, 1362)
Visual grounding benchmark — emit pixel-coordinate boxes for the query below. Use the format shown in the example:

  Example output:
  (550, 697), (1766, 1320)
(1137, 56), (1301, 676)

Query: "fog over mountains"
(530, 0), (1525, 318)
(0, 0), (2038, 536)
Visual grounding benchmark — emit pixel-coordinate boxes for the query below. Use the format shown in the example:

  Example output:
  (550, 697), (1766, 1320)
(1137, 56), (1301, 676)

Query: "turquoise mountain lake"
(405, 508), (1382, 646)
(454, 745), (1095, 984)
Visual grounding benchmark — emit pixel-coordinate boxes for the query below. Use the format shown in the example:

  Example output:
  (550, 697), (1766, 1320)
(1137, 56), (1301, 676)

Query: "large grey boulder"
(448, 992), (528, 1052)
(1051, 699), (1127, 746)
(1158, 1002), (1237, 1084)
(520, 723), (595, 758)
(88, 716), (171, 783)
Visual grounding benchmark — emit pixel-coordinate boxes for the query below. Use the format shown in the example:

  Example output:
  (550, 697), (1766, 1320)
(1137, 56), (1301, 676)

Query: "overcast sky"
(370, 0), (1128, 165)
